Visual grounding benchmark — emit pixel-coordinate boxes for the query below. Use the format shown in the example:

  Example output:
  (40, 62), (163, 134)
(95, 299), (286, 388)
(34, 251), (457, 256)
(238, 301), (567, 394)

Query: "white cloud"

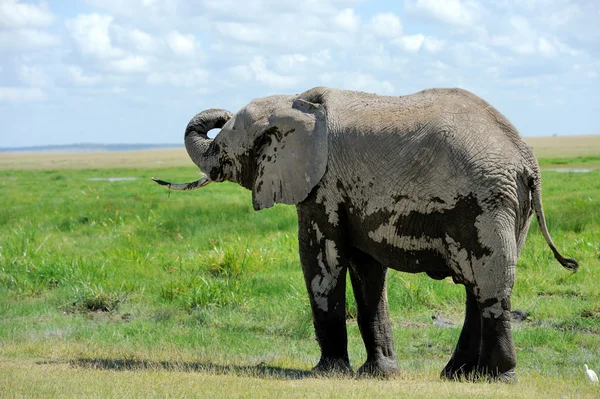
(319, 72), (395, 94)
(200, 0), (362, 25)
(66, 13), (123, 58)
(147, 68), (209, 87)
(392, 34), (444, 54)
(2, 0), (598, 147)
(448, 41), (496, 69)
(397, 34), (425, 53)
(371, 13), (402, 38)
(423, 37), (445, 53)
(409, 0), (480, 27)
(81, 0), (178, 18)
(214, 22), (265, 43)
(508, 15), (537, 54)
(129, 29), (155, 52)
(538, 37), (556, 58)
(488, 16), (582, 58)
(488, 16), (535, 55)
(18, 65), (52, 87)
(0, 0), (54, 28)
(249, 56), (301, 88)
(310, 49), (333, 67)
(68, 66), (102, 86)
(112, 27), (157, 53)
(333, 8), (360, 32)
(553, 39), (583, 57)
(166, 31), (197, 57)
(490, 34), (530, 55)
(432, 60), (448, 70)
(226, 65), (254, 82)
(0, 87), (46, 102)
(275, 54), (308, 71)
(0, 28), (59, 49)
(109, 55), (149, 73)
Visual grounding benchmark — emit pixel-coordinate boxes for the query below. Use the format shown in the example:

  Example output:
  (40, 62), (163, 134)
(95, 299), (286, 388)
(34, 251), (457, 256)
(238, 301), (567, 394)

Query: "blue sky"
(0, 0), (598, 148)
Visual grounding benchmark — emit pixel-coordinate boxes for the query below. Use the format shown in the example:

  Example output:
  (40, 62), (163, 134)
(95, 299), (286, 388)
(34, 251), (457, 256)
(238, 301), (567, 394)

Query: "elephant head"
(153, 95), (328, 210)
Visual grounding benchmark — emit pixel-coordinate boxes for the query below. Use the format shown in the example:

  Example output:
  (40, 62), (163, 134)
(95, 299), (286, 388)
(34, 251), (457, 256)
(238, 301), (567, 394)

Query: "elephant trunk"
(151, 108), (233, 191)
(184, 109), (233, 176)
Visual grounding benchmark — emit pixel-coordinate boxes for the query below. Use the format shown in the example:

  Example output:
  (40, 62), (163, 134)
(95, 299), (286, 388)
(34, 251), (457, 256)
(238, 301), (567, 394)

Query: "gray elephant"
(153, 86), (577, 381)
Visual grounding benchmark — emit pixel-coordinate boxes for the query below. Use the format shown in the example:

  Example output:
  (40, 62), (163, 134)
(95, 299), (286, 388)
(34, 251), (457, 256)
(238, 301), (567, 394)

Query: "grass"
(1, 359), (599, 398)
(1, 149), (600, 397)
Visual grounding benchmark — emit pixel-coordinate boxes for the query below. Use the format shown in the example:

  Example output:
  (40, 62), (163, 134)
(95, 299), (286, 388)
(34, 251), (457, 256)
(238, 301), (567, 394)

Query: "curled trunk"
(151, 108), (233, 190)
(184, 109), (233, 177)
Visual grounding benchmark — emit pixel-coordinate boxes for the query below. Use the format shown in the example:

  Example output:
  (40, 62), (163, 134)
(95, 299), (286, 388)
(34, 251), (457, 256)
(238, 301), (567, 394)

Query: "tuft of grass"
(203, 241), (252, 278)
(159, 275), (249, 311)
(182, 277), (248, 310)
(63, 282), (130, 313)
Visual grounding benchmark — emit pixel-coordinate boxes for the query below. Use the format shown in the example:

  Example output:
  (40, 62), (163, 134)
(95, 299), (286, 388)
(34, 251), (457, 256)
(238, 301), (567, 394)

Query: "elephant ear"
(252, 99), (328, 210)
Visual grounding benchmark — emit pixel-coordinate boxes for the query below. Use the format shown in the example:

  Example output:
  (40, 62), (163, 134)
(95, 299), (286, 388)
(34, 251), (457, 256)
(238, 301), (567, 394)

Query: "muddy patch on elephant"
(352, 193), (491, 274)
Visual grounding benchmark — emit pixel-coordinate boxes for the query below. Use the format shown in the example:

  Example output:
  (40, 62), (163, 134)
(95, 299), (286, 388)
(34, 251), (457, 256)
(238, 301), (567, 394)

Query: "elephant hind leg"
(444, 219), (518, 382)
(475, 295), (517, 382)
(443, 290), (517, 383)
(441, 287), (481, 380)
(473, 232), (518, 382)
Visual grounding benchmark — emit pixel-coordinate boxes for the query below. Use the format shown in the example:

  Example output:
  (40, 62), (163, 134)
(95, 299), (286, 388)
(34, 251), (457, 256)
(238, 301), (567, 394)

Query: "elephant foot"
(442, 360), (517, 383)
(440, 357), (476, 381)
(312, 357), (352, 375)
(357, 357), (400, 378)
(440, 364), (474, 381)
(454, 368), (517, 384)
(486, 369), (517, 384)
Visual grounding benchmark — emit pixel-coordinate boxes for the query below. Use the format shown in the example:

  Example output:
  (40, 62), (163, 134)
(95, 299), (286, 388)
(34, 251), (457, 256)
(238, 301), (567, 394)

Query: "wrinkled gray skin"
(154, 87), (578, 382)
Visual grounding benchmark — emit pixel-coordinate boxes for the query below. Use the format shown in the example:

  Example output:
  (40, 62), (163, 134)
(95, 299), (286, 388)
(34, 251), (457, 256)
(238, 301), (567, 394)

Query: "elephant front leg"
(297, 208), (351, 374)
(441, 287), (481, 380)
(349, 249), (399, 377)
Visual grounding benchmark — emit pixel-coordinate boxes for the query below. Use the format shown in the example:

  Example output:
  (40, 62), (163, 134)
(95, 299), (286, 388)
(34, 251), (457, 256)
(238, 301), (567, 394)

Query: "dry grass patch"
(524, 135), (600, 159)
(0, 148), (190, 170)
(1, 135), (599, 171)
(1, 359), (599, 399)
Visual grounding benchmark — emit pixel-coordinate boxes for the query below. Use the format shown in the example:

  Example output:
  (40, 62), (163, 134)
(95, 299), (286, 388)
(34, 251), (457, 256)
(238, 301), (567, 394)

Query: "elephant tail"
(529, 173), (579, 272)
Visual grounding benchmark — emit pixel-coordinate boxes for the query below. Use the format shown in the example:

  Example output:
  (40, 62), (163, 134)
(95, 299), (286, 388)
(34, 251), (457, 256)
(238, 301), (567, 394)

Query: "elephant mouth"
(151, 175), (211, 190)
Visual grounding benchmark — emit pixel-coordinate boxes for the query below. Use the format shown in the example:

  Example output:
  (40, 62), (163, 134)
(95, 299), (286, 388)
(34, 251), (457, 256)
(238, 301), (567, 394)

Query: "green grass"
(1, 165), (599, 398)
(538, 155), (600, 166)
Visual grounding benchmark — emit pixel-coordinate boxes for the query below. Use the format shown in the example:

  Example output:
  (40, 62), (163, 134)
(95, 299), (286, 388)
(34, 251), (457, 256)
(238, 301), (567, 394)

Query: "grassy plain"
(0, 148), (192, 170)
(1, 136), (599, 398)
(525, 135), (600, 161)
(2, 134), (599, 171)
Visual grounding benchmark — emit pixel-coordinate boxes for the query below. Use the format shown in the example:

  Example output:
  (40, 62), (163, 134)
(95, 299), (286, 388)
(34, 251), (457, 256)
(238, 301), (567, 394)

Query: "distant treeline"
(0, 143), (183, 153)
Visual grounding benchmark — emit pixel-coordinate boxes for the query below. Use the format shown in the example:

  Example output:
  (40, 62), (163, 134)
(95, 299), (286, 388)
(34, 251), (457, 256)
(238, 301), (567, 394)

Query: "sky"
(0, 0), (599, 148)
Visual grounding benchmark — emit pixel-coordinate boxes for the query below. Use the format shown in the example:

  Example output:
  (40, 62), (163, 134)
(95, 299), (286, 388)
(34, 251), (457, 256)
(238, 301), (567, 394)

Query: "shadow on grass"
(66, 358), (313, 380)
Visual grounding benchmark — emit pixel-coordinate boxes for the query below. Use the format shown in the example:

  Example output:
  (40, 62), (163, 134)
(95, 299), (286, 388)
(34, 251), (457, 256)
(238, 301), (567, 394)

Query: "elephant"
(153, 86), (578, 381)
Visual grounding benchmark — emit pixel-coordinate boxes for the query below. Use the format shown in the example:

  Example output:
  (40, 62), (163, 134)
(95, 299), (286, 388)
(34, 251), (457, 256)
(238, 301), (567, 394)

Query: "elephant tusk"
(151, 175), (211, 190)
